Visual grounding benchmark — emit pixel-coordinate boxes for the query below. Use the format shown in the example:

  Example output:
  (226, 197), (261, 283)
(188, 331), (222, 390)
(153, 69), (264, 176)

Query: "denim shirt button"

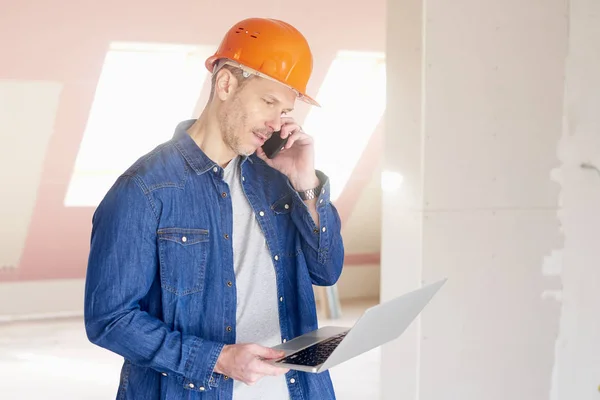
(188, 383), (195, 389)
(161, 372), (167, 376)
(259, 211), (265, 217)
(181, 236), (187, 243)
(290, 378), (296, 384)
(274, 255), (279, 261)
(199, 387), (206, 391)
(213, 167), (218, 173)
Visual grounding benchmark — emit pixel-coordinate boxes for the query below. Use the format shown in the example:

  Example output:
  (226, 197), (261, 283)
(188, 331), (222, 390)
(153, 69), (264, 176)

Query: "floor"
(0, 299), (379, 399)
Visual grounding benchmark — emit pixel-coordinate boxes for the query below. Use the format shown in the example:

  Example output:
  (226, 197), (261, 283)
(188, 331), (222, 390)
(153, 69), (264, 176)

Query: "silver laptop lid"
(320, 278), (447, 371)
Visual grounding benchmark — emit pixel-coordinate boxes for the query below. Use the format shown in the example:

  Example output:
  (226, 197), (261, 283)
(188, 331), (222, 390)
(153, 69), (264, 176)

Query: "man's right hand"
(214, 344), (290, 386)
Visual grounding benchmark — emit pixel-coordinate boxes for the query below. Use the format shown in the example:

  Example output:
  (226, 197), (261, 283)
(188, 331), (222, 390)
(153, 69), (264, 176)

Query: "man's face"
(218, 72), (296, 156)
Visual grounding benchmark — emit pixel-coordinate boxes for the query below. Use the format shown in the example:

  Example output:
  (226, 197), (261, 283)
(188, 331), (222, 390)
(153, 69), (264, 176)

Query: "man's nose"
(266, 116), (283, 133)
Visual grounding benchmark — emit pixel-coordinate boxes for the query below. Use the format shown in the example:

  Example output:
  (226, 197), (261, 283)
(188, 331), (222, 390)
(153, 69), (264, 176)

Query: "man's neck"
(187, 105), (237, 168)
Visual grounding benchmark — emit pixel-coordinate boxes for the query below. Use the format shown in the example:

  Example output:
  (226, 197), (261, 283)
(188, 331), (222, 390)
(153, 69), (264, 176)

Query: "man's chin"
(236, 146), (256, 157)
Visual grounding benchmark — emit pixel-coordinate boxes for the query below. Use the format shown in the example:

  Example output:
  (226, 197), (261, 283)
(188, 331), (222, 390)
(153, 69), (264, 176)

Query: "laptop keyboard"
(277, 332), (348, 367)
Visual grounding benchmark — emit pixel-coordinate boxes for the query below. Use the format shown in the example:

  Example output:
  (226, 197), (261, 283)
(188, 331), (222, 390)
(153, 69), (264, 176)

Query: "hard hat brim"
(206, 56), (321, 108)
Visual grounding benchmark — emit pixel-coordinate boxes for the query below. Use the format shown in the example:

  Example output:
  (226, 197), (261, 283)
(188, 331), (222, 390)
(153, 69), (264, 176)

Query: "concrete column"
(381, 0), (425, 399)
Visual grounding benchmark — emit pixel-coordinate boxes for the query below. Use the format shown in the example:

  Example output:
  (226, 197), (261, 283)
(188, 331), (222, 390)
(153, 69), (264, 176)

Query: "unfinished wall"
(383, 0), (572, 399)
(551, 0), (600, 398)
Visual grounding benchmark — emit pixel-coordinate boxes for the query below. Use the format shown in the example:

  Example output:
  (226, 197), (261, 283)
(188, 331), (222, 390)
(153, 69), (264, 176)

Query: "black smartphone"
(261, 131), (288, 159)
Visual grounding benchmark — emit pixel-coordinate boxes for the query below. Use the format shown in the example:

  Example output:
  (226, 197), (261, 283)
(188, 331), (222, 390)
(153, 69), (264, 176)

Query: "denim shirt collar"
(172, 119), (253, 175)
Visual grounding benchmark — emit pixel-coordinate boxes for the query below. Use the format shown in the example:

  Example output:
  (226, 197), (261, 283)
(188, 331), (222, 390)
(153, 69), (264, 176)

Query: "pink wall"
(0, 0), (384, 282)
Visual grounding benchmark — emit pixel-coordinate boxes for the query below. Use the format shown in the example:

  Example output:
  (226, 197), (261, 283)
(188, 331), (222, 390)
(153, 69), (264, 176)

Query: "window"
(64, 42), (215, 207)
(303, 50), (386, 201)
(65, 47), (386, 206)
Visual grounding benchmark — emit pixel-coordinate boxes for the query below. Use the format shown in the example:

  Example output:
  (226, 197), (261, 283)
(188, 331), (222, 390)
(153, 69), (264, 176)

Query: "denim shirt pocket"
(271, 193), (292, 215)
(270, 194), (301, 257)
(157, 227), (210, 296)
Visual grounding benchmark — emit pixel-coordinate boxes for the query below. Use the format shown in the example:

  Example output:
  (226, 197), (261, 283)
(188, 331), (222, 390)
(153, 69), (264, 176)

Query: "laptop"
(269, 278), (447, 373)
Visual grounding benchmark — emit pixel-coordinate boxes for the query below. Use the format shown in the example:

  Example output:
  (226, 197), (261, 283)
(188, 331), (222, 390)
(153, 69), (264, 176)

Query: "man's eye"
(263, 99), (274, 105)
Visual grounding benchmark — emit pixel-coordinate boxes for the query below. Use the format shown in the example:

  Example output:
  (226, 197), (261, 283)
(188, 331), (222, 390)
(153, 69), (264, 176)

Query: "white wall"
(0, 280), (85, 322)
(551, 0), (600, 398)
(383, 0), (600, 399)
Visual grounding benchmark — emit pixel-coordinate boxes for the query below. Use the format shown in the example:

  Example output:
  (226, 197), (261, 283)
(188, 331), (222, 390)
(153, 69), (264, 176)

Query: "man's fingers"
(277, 117), (314, 149)
(280, 120), (301, 139)
(252, 344), (285, 359)
(280, 116), (297, 128)
(284, 131), (312, 149)
(255, 360), (290, 376)
(243, 365), (286, 386)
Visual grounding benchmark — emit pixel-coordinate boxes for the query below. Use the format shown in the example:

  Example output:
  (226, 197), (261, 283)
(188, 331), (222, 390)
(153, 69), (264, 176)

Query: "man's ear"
(215, 69), (239, 102)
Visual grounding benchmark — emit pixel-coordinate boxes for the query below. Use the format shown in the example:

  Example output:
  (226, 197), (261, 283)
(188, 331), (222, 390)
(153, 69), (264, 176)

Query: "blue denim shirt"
(84, 120), (345, 399)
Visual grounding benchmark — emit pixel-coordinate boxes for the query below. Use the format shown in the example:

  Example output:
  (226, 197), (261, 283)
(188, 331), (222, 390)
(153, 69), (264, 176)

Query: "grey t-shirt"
(223, 156), (290, 400)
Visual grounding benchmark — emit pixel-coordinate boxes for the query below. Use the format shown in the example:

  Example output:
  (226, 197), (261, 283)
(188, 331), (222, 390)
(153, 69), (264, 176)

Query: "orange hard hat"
(205, 18), (320, 107)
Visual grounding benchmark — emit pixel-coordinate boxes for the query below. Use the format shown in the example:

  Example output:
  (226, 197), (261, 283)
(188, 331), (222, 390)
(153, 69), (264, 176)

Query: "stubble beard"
(220, 94), (253, 157)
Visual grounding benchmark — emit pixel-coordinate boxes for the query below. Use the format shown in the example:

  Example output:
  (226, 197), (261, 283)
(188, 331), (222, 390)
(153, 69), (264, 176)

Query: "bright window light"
(303, 50), (386, 201)
(64, 42), (215, 207)
(381, 170), (404, 193)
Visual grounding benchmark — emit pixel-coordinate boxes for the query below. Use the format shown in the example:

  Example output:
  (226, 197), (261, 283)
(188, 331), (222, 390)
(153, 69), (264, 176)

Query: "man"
(84, 17), (345, 400)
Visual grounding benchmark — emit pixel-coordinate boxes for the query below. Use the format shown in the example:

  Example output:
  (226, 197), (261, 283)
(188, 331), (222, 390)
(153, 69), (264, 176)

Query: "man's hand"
(214, 344), (289, 386)
(256, 116), (322, 227)
(255, 117), (320, 191)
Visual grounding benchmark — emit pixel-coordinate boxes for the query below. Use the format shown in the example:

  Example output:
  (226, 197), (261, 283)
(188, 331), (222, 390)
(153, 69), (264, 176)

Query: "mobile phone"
(261, 131), (288, 159)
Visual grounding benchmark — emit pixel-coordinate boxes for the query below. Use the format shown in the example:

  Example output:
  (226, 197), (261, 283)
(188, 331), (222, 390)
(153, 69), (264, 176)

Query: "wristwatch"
(297, 184), (322, 200)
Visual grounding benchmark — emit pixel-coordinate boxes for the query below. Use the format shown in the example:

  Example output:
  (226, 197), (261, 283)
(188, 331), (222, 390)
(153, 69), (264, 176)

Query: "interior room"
(1, 0), (599, 399)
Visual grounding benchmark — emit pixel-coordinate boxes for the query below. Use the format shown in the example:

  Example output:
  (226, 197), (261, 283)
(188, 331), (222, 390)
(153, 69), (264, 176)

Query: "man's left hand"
(256, 117), (320, 191)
